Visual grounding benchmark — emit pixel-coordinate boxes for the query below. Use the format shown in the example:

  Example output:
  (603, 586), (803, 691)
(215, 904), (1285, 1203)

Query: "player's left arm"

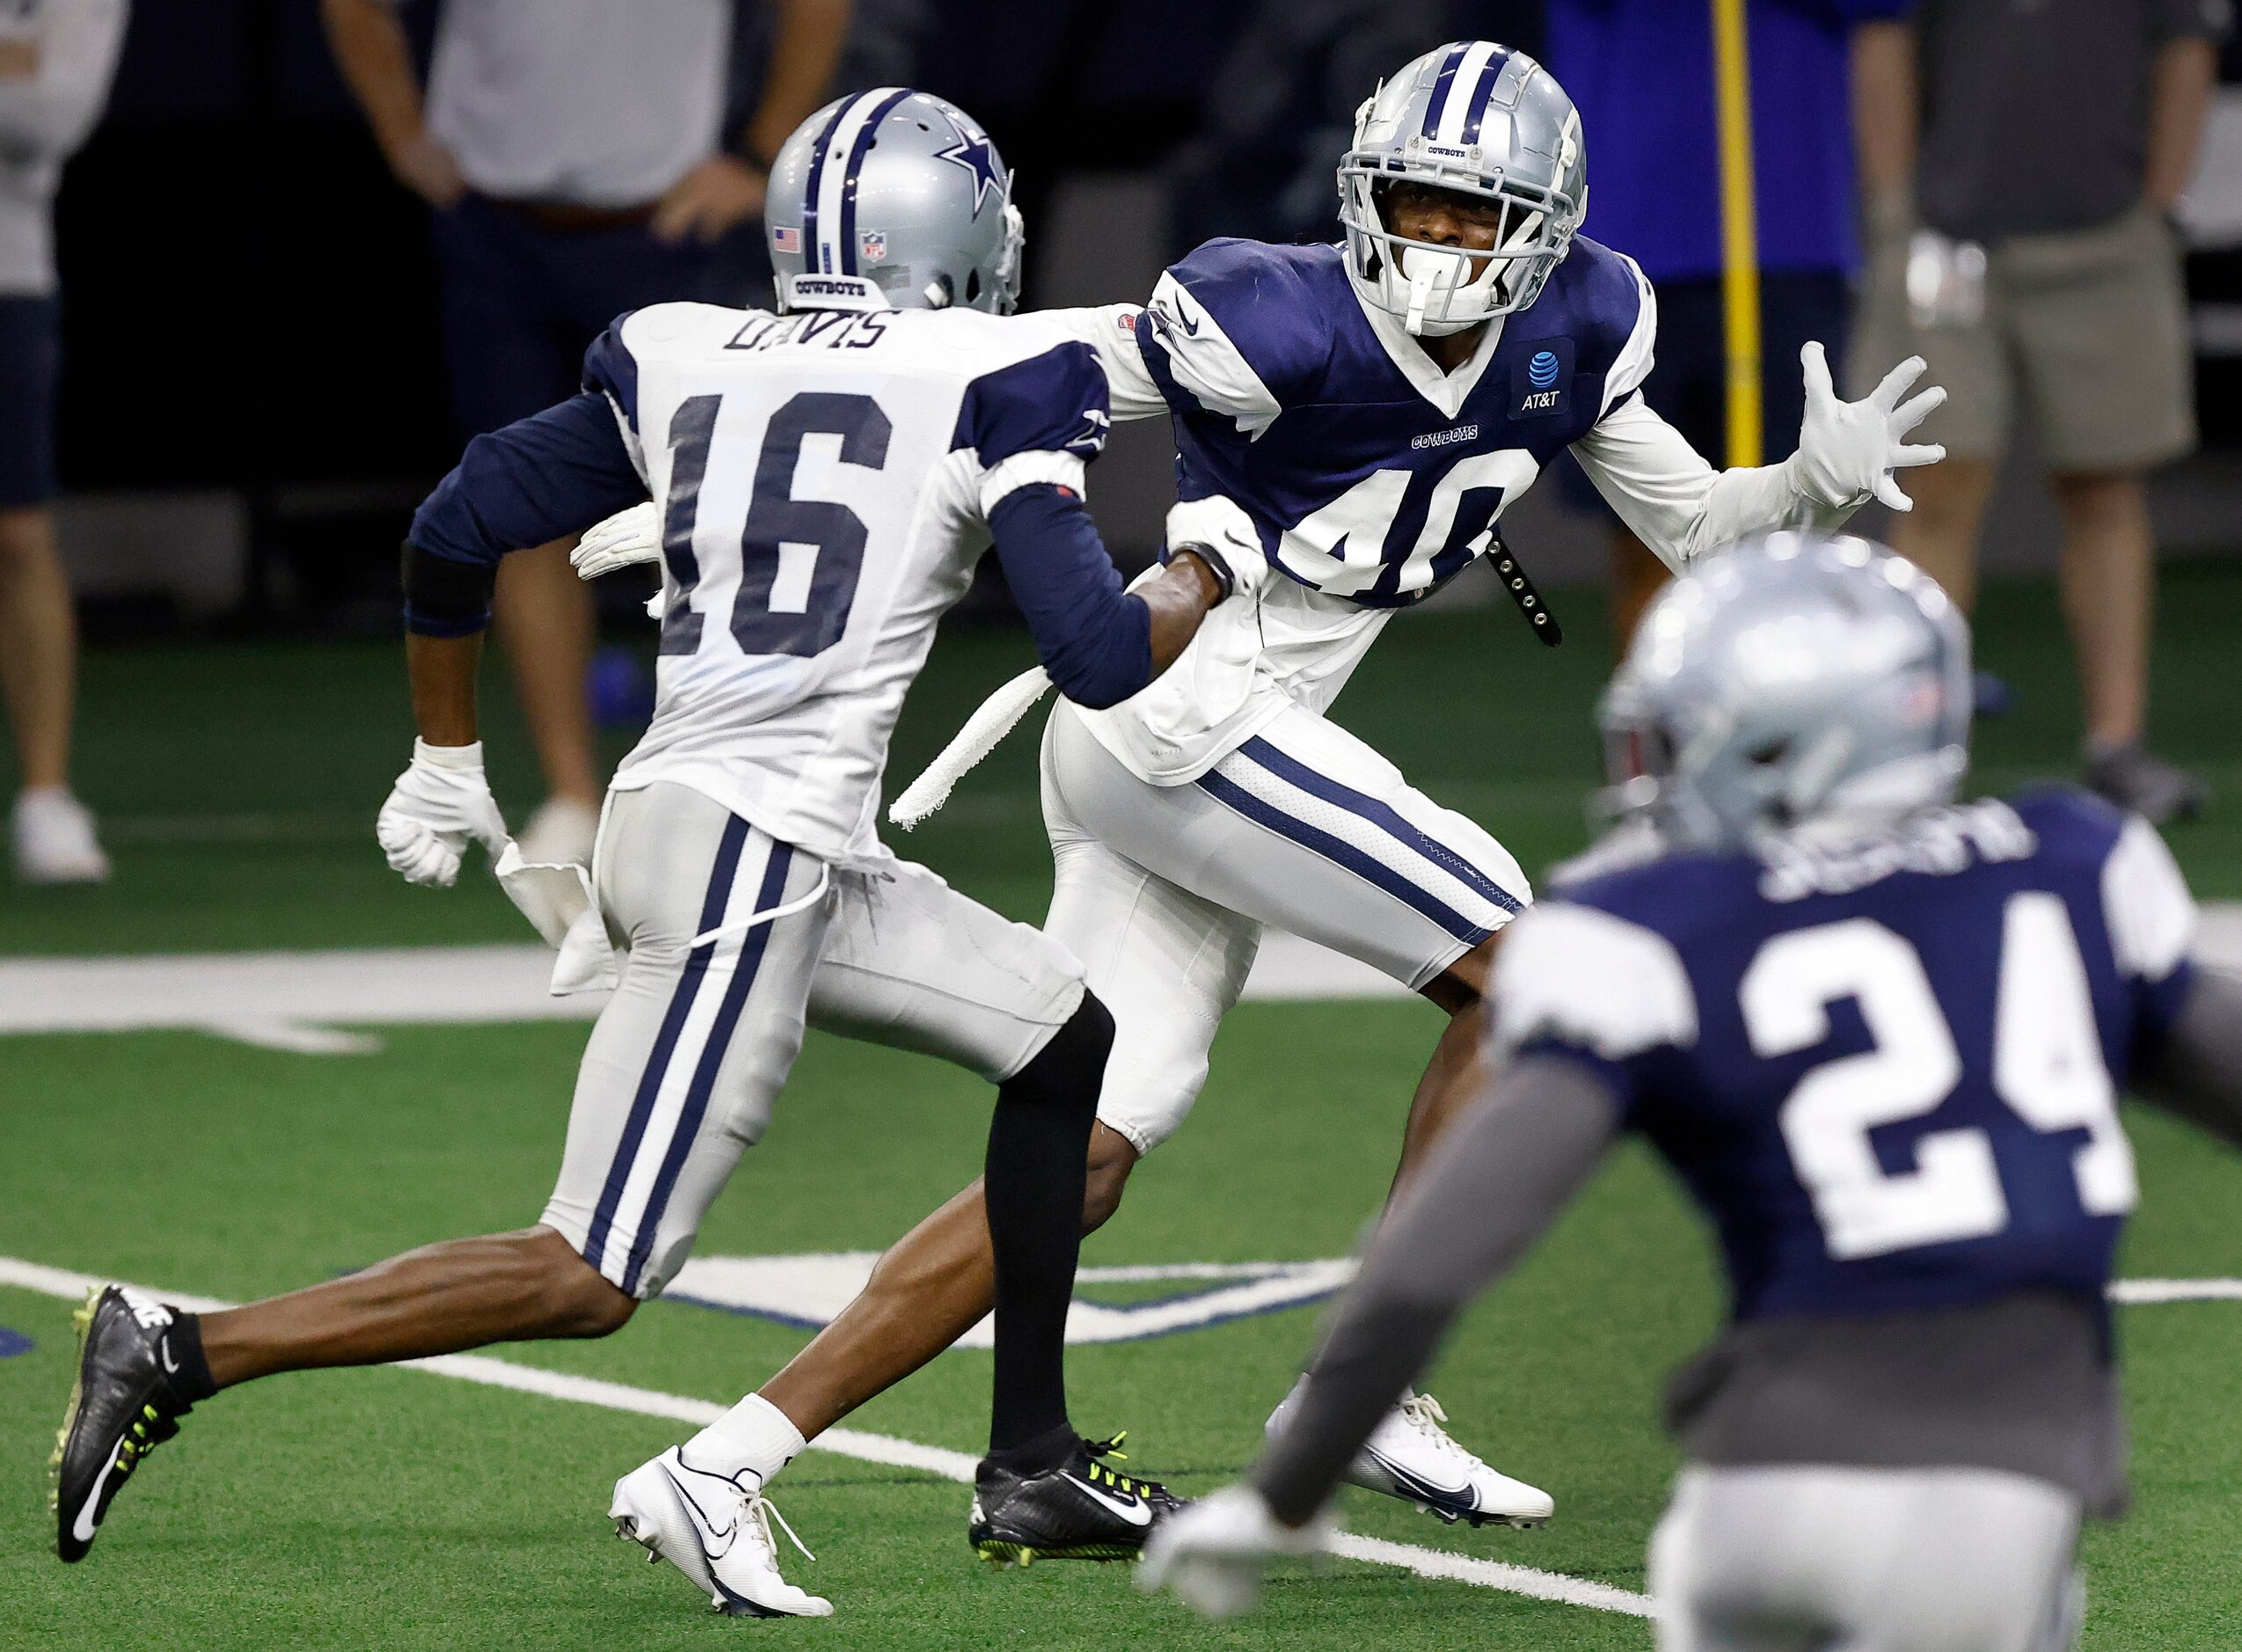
(968, 339), (1262, 707)
(1145, 903), (1690, 1618)
(1141, 1057), (1619, 1617)
(1569, 260), (1946, 570)
(383, 327), (650, 885)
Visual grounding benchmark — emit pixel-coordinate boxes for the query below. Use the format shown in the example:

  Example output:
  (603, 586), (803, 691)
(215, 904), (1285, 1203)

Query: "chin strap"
(1404, 261), (1440, 335)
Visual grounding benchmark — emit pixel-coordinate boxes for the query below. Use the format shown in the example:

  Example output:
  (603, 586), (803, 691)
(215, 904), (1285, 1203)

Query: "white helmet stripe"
(1435, 41), (1503, 146)
(814, 88), (903, 275)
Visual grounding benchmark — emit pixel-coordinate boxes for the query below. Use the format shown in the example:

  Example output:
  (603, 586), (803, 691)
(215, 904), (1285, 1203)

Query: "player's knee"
(1082, 1124), (1138, 1233)
(1001, 990), (1115, 1124)
(525, 1228), (637, 1337)
(1427, 932), (1502, 1014)
(551, 1261), (637, 1338)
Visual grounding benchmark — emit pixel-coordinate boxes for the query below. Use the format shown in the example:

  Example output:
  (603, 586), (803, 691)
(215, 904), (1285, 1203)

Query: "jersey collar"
(1347, 277), (1508, 420)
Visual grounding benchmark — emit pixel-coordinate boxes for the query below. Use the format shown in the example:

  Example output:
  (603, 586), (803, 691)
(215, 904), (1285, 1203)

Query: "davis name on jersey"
(1493, 788), (2198, 1325)
(1136, 234), (1650, 610)
(588, 300), (1110, 866)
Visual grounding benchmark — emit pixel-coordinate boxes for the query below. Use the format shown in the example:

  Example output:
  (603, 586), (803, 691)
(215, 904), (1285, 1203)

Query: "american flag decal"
(771, 225), (802, 253)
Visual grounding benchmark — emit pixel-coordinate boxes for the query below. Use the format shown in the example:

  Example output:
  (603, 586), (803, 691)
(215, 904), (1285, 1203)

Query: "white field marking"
(0, 1255), (1652, 1619)
(662, 1253), (1359, 1348)
(2107, 1278), (2242, 1305)
(4, 910), (2242, 1049)
(1329, 1533), (1654, 1618)
(5, 906), (2238, 1054)
(0, 929), (1412, 1051)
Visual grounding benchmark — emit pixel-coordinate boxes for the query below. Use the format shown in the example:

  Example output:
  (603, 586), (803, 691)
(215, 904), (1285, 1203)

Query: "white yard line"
(4, 907), (2237, 1053)
(0, 930), (1412, 1051)
(0, 1254), (1656, 1619)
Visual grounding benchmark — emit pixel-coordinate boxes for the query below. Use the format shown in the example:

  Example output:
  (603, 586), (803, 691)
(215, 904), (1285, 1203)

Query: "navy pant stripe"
(1196, 770), (1493, 948)
(620, 840), (796, 1295)
(1237, 736), (1525, 915)
(581, 815), (751, 1276)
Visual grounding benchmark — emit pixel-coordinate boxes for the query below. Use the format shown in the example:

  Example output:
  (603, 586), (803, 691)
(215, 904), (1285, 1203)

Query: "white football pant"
(542, 781), (1085, 1297)
(1040, 699), (1529, 1154)
(1649, 1464), (2085, 1652)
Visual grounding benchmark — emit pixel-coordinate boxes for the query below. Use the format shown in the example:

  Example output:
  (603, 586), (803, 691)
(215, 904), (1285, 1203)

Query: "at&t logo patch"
(1511, 338), (1575, 419)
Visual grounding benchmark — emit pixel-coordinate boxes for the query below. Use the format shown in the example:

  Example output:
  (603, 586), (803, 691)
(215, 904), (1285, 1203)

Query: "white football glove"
(1165, 495), (1269, 603)
(570, 501), (661, 579)
(1137, 1483), (1333, 1620)
(1792, 341), (1947, 514)
(376, 739), (508, 888)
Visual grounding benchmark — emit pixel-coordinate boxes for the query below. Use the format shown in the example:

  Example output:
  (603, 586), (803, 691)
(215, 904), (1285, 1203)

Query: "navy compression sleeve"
(988, 484), (1153, 710)
(404, 392), (647, 636)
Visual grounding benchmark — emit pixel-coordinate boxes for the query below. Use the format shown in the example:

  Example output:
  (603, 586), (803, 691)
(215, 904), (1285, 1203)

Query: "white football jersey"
(594, 301), (1108, 866)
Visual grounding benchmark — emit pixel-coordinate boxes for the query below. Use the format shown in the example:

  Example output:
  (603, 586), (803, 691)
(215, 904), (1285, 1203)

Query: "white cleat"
(1268, 1386), (1554, 1530)
(12, 787), (110, 885)
(515, 796), (599, 868)
(609, 1446), (833, 1618)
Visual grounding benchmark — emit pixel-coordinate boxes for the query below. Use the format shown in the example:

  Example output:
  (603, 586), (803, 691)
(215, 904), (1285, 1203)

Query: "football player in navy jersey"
(584, 40), (1950, 1534)
(1142, 532), (2242, 1650)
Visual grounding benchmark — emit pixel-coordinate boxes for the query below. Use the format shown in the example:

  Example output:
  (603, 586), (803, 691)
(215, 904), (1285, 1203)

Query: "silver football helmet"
(765, 89), (1025, 316)
(1340, 41), (1588, 336)
(1599, 533), (1972, 852)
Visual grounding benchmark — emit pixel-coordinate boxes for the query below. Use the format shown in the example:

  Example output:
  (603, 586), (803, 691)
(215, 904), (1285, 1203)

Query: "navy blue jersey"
(1129, 236), (1654, 609)
(1492, 789), (2201, 1324)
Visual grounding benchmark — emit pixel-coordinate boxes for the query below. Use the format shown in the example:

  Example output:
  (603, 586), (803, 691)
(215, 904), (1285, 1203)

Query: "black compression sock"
(984, 1422), (1079, 1477)
(163, 1311), (218, 1402)
(982, 992), (1111, 1454)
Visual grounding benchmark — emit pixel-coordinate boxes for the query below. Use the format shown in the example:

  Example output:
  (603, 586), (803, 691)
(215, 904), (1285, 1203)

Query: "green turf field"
(2, 569), (2238, 1648)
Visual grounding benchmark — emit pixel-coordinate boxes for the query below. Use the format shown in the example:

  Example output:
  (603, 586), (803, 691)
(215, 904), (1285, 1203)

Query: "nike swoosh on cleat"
(659, 1466), (739, 1557)
(1062, 1473), (1151, 1527)
(72, 1439), (125, 1544)
(1369, 1453), (1476, 1508)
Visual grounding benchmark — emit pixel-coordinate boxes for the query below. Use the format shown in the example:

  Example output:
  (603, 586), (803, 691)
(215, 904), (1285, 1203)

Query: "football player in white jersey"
(50, 92), (1257, 1614)
(569, 41), (1954, 1532)
(568, 42), (1950, 1536)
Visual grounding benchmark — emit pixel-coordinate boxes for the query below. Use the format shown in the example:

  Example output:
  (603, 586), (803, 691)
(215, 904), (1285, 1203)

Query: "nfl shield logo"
(859, 230), (887, 263)
(771, 225), (801, 253)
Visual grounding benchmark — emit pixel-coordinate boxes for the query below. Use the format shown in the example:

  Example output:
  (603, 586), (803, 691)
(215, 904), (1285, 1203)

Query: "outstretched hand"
(1793, 341), (1947, 513)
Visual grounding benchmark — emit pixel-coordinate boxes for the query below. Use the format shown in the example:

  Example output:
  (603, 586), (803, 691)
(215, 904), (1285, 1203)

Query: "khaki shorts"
(1851, 205), (2196, 472)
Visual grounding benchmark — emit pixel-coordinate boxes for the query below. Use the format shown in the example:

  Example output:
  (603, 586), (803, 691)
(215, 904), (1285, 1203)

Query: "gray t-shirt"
(382, 0), (732, 208)
(1913, 0), (2234, 242)
(0, 0), (128, 296)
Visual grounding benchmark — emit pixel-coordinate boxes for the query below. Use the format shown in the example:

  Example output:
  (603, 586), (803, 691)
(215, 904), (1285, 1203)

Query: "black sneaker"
(2085, 742), (2209, 827)
(969, 1433), (1185, 1568)
(52, 1287), (201, 1561)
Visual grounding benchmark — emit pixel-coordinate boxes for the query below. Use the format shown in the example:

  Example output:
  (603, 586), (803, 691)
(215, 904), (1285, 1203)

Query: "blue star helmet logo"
(934, 113), (1007, 216)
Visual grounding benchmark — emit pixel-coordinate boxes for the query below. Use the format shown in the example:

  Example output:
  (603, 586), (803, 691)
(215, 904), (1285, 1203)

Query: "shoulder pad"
(1492, 900), (1699, 1061)
(1138, 239), (1340, 428)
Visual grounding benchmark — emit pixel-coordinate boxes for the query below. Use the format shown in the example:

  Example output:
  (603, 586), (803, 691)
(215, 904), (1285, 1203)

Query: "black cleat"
(52, 1286), (201, 1562)
(969, 1433), (1185, 1568)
